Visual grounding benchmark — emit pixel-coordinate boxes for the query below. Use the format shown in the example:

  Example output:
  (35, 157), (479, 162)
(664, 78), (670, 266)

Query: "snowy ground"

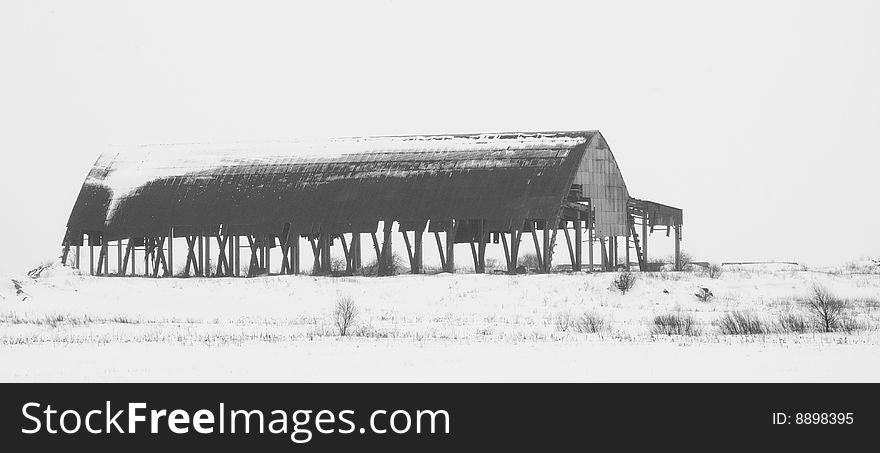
(1, 263), (879, 382)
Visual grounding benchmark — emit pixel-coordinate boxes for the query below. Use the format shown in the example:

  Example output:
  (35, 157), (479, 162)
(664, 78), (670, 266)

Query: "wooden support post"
(234, 236), (241, 277)
(246, 235), (261, 276)
(563, 222), (575, 269)
(599, 237), (608, 271)
(321, 233), (331, 274)
(89, 238), (94, 276)
(370, 232), (381, 263)
(145, 238), (151, 277)
(205, 235), (211, 278)
(75, 245), (81, 270)
(542, 221), (551, 273)
(511, 229), (522, 272)
(625, 234), (630, 270)
(470, 241), (479, 272)
(402, 231), (422, 274)
(353, 233), (361, 271)
(227, 234), (234, 276)
(289, 234), (299, 275)
(574, 215), (582, 271)
(117, 240), (123, 276)
(101, 240), (109, 276)
(378, 229), (392, 276)
(197, 235), (204, 277)
(434, 231), (446, 270)
(130, 240), (136, 276)
(413, 230), (423, 274)
(215, 234), (229, 277)
(152, 236), (168, 277)
(642, 212), (649, 268)
(612, 237), (619, 269)
(587, 209), (594, 272)
(444, 219), (458, 273)
(167, 230), (173, 277)
(674, 225), (682, 271)
(309, 236), (321, 274)
(501, 233), (511, 271)
(267, 236), (273, 275)
(530, 221), (544, 270)
(121, 240), (132, 276)
(477, 220), (487, 273)
(95, 240), (105, 276)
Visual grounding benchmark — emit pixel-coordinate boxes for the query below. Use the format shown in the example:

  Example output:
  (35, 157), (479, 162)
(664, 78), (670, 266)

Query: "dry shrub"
(573, 312), (607, 333)
(556, 312), (607, 333)
(650, 312), (701, 336)
(334, 295), (358, 336)
(804, 285), (847, 333)
(519, 254), (540, 271)
(613, 271), (637, 294)
(716, 311), (768, 335)
(774, 313), (811, 333)
(706, 263), (724, 279)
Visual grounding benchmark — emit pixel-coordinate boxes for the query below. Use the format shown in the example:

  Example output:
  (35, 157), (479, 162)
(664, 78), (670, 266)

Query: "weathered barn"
(61, 131), (683, 277)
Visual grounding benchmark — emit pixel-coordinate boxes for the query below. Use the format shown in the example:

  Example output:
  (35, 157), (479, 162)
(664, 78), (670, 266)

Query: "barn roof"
(65, 131), (597, 243)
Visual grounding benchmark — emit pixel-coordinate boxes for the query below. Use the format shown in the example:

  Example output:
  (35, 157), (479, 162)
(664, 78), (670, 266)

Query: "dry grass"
(650, 313), (701, 336)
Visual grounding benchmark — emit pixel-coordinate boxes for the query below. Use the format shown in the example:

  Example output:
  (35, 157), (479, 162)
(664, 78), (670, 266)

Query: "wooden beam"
(642, 212), (649, 267)
(121, 240), (132, 276)
(215, 234), (230, 277)
(574, 215), (582, 272)
(402, 231), (415, 271)
(542, 222), (551, 273)
(234, 236), (241, 277)
(434, 231), (446, 270)
(378, 229), (393, 276)
(530, 222), (544, 270)
(674, 225), (682, 271)
(413, 230), (423, 274)
(197, 235), (204, 277)
(444, 219), (458, 273)
(204, 234), (211, 278)
(511, 229), (522, 272)
(563, 222), (575, 269)
(349, 233), (358, 272)
(477, 219), (488, 273)
(117, 239), (123, 276)
(587, 209), (594, 272)
(291, 234), (300, 275)
(320, 233), (331, 274)
(501, 233), (511, 270)
(167, 229), (173, 277)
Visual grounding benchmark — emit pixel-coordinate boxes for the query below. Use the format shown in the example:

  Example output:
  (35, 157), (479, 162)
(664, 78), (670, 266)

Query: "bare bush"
(650, 313), (701, 336)
(716, 311), (768, 335)
(694, 287), (714, 302)
(838, 316), (870, 334)
(613, 271), (637, 294)
(334, 296), (358, 336)
(556, 312), (607, 333)
(573, 312), (607, 333)
(555, 313), (574, 332)
(774, 313), (811, 333)
(706, 263), (724, 279)
(804, 285), (846, 332)
(519, 254), (540, 271)
(330, 258), (348, 276)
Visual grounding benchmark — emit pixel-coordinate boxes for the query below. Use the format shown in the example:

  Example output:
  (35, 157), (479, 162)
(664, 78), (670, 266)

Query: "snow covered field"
(2, 263), (879, 382)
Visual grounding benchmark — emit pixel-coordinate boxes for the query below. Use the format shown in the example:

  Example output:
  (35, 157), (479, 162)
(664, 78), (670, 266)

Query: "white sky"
(1, 0), (878, 274)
